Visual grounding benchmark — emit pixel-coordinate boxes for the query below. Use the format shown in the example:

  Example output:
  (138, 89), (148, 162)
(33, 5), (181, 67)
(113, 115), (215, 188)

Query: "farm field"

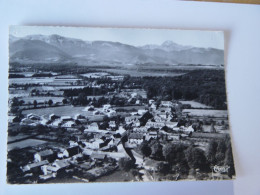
(7, 139), (47, 151)
(9, 77), (55, 85)
(182, 109), (228, 117)
(113, 105), (146, 111)
(98, 68), (186, 77)
(22, 105), (95, 117)
(179, 101), (212, 109)
(8, 134), (32, 143)
(19, 96), (64, 104)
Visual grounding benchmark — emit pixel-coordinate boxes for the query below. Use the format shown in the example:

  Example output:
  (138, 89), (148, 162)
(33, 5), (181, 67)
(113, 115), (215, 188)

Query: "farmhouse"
(61, 121), (76, 128)
(34, 149), (54, 162)
(109, 121), (116, 128)
(27, 113), (41, 121)
(128, 133), (143, 145)
(87, 122), (99, 131)
(125, 116), (141, 125)
(161, 101), (173, 107)
(59, 146), (81, 158)
(49, 114), (60, 120)
(21, 160), (49, 172)
(8, 115), (19, 123)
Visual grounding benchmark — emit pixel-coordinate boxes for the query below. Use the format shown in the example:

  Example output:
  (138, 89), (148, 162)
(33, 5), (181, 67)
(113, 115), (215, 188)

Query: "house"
(84, 139), (104, 149)
(165, 122), (178, 129)
(90, 153), (107, 162)
(84, 106), (94, 111)
(103, 104), (111, 111)
(115, 126), (126, 136)
(161, 101), (173, 107)
(20, 118), (37, 126)
(60, 146), (81, 158)
(8, 115), (19, 123)
(148, 131), (158, 139)
(49, 114), (60, 120)
(128, 133), (143, 145)
(51, 119), (62, 127)
(86, 122), (99, 131)
(74, 114), (85, 120)
(133, 127), (148, 133)
(106, 109), (116, 117)
(138, 109), (147, 115)
(61, 121), (76, 128)
(34, 149), (54, 162)
(60, 116), (73, 122)
(125, 116), (141, 125)
(109, 121), (116, 128)
(149, 99), (155, 105)
(51, 159), (70, 171)
(27, 113), (41, 121)
(185, 125), (195, 133)
(21, 160), (49, 172)
(145, 121), (165, 129)
(69, 141), (79, 147)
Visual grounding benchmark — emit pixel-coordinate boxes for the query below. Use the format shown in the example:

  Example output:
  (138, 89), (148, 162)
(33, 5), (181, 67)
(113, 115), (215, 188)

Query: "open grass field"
(179, 101), (212, 109)
(98, 68), (186, 77)
(7, 139), (47, 151)
(19, 96), (64, 104)
(9, 77), (55, 85)
(182, 109), (228, 117)
(22, 105), (90, 117)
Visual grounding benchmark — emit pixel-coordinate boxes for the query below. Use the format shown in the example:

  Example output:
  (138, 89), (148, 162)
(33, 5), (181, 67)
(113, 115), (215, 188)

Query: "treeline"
(9, 74), (25, 78)
(139, 137), (235, 178)
(138, 69), (227, 109)
(63, 87), (113, 97)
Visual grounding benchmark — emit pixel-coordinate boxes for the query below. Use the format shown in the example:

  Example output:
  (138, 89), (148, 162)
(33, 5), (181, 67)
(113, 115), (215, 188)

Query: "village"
(7, 66), (234, 184)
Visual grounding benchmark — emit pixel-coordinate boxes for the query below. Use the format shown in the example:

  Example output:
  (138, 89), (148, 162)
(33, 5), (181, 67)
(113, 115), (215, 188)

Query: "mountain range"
(9, 34), (224, 66)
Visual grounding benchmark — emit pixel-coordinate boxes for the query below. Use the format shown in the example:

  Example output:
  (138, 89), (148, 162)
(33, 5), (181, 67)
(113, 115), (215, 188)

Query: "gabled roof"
(129, 133), (143, 140)
(90, 153), (107, 160)
(27, 160), (49, 169)
(54, 159), (70, 169)
(37, 149), (53, 157)
(66, 146), (81, 156)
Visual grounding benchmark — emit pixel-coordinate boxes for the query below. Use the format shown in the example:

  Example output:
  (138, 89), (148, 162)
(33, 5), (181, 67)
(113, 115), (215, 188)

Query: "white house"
(109, 121), (116, 128)
(161, 101), (173, 107)
(34, 149), (54, 162)
(128, 133), (143, 145)
(86, 122), (99, 131)
(103, 104), (111, 111)
(61, 121), (76, 128)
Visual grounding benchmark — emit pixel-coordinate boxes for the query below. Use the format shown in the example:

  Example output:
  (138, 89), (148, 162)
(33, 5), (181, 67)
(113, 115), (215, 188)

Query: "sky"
(9, 26), (224, 50)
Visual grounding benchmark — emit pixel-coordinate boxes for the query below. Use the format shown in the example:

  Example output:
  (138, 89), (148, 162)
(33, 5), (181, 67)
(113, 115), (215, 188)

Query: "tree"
(48, 99), (53, 106)
(118, 157), (135, 172)
(140, 141), (152, 159)
(62, 98), (68, 104)
(185, 147), (209, 171)
(157, 162), (170, 175)
(150, 141), (163, 160)
(224, 142), (235, 178)
(163, 143), (187, 165)
(207, 140), (218, 165)
(33, 100), (37, 108)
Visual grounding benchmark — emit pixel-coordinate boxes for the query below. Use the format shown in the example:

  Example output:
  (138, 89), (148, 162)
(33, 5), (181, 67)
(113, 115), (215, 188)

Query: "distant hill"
(9, 34), (224, 66)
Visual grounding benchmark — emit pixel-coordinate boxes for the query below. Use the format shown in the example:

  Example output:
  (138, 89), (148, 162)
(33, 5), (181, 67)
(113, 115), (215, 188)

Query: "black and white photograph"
(7, 26), (235, 184)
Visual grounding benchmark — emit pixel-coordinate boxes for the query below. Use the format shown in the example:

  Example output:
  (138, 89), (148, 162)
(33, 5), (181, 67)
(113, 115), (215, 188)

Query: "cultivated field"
(98, 68), (186, 77)
(7, 139), (47, 151)
(22, 106), (90, 117)
(179, 101), (212, 109)
(182, 109), (228, 117)
(19, 96), (64, 104)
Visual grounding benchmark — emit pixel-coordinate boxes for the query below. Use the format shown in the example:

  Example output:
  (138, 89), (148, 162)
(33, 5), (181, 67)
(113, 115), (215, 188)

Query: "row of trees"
(139, 138), (235, 178)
